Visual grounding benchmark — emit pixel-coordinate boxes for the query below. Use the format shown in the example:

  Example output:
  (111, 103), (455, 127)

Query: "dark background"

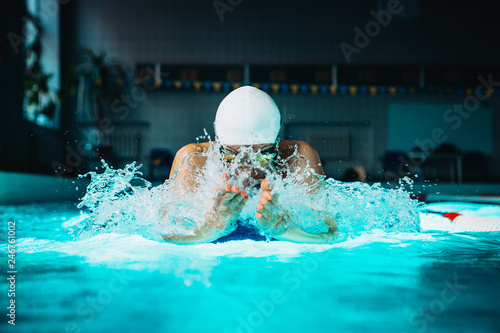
(1, 0), (499, 182)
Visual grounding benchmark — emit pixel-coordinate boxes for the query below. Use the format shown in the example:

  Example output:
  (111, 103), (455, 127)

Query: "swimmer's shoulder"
(278, 140), (318, 158)
(176, 141), (213, 155)
(169, 142), (214, 178)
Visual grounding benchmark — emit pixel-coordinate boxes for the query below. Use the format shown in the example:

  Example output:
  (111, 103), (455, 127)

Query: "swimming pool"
(1, 200), (500, 333)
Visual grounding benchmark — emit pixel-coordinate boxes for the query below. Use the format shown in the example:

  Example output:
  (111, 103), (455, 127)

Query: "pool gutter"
(0, 171), (89, 205)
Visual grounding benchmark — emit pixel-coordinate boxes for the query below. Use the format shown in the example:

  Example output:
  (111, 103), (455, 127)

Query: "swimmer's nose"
(234, 165), (250, 173)
(242, 178), (260, 188)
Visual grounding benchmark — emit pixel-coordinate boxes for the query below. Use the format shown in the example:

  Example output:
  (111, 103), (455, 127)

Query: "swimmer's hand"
(161, 173), (248, 244)
(211, 172), (249, 227)
(255, 179), (289, 234)
(256, 179), (338, 244)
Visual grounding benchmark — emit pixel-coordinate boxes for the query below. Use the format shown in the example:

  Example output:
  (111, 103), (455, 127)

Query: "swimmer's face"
(220, 143), (276, 165)
(220, 143), (277, 186)
(222, 143), (275, 155)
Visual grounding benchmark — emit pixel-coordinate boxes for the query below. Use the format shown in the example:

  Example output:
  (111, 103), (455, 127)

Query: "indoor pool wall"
(0, 171), (88, 205)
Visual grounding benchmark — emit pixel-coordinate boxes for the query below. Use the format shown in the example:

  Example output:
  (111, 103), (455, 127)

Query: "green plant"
(72, 48), (128, 123)
(24, 13), (60, 122)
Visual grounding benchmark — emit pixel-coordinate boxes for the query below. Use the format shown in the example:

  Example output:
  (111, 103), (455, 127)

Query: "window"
(23, 0), (61, 130)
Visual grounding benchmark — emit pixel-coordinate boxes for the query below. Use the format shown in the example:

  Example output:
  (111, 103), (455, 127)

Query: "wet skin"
(162, 140), (337, 244)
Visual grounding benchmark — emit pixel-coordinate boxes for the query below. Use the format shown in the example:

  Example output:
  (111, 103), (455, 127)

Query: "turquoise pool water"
(1, 201), (500, 333)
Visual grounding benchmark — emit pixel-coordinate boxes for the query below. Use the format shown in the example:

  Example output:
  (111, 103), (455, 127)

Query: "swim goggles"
(220, 145), (277, 165)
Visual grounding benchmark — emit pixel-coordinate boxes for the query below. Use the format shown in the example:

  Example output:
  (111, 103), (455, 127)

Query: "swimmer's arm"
(161, 181), (245, 245)
(273, 228), (338, 244)
(161, 226), (228, 245)
(160, 204), (236, 245)
(271, 214), (338, 244)
(257, 179), (337, 244)
(282, 142), (337, 243)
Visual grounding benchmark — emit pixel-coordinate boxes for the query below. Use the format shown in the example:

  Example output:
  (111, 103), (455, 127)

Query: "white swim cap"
(214, 86), (281, 145)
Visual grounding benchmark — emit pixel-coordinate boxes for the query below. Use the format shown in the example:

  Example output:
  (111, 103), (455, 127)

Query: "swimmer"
(162, 86), (337, 244)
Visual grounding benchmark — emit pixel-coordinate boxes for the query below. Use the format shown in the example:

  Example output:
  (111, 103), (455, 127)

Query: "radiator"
(103, 132), (141, 160)
(85, 128), (141, 161)
(307, 132), (350, 160)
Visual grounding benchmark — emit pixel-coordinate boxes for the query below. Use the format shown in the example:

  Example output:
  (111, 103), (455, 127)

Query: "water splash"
(74, 141), (421, 242)
(75, 161), (160, 240)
